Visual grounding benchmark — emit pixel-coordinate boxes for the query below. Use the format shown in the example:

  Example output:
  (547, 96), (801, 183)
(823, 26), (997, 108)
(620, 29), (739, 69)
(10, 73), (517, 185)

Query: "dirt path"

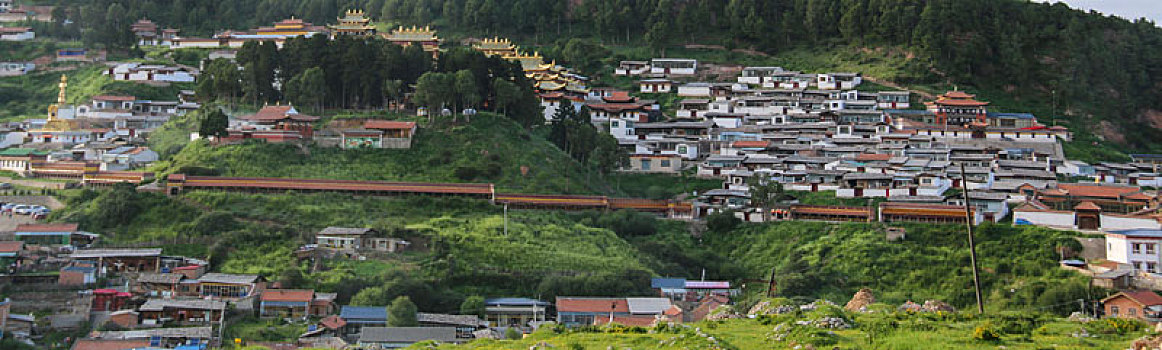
(863, 76), (936, 100)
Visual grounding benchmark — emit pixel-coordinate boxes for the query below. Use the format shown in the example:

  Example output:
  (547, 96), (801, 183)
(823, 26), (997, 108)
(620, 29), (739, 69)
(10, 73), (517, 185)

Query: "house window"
(1134, 244), (1143, 254)
(1111, 306), (1120, 316)
(1149, 244), (1157, 255)
(612, 121), (620, 127)
(1129, 308), (1138, 317)
(1149, 262), (1158, 273)
(641, 159), (651, 170)
(660, 159), (671, 168)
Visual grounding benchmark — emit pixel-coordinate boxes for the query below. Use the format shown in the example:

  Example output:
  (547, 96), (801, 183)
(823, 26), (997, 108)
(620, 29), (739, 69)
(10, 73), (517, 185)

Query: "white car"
(11, 205), (33, 215)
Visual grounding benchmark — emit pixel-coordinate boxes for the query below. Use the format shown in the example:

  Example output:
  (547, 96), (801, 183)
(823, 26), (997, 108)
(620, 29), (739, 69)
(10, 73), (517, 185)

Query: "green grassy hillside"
(152, 113), (612, 195)
(428, 313), (1144, 350)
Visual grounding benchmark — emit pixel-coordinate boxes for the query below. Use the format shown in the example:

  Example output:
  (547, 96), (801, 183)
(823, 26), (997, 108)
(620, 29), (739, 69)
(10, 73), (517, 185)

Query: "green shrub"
(972, 321), (1002, 342)
(1084, 318), (1145, 335)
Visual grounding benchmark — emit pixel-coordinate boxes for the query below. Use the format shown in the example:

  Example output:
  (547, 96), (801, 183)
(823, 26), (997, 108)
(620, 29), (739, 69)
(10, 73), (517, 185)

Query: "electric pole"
(960, 163), (984, 314)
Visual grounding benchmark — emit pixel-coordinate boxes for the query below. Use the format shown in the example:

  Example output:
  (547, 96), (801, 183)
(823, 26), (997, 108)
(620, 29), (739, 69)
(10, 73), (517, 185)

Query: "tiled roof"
(240, 105), (319, 122)
(1055, 184), (1141, 199)
(319, 227), (376, 236)
(1115, 290), (1162, 307)
(1074, 201), (1101, 211)
(15, 223), (79, 232)
(321, 315), (347, 329)
(358, 327), (458, 344)
(261, 289), (314, 303)
(556, 297), (628, 313)
(0, 241), (23, 253)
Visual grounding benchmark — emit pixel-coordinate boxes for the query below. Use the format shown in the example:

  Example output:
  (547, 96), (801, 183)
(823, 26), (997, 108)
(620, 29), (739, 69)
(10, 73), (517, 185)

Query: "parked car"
(1, 203), (18, 212)
(0, 183), (11, 190)
(12, 205), (34, 215)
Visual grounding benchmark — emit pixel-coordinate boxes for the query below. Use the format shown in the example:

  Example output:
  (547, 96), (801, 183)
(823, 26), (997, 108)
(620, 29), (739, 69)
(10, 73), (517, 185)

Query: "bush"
(706, 210), (741, 232)
(972, 321), (1002, 342)
(505, 327), (522, 340)
(1084, 317), (1145, 335)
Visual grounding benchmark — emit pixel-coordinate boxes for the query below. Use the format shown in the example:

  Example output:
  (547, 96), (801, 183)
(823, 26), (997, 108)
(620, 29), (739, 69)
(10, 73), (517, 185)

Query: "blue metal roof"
(484, 298), (550, 306)
(987, 112), (1036, 120)
(62, 266), (95, 273)
(650, 277), (686, 289)
(1108, 229), (1162, 238)
(340, 305), (388, 321)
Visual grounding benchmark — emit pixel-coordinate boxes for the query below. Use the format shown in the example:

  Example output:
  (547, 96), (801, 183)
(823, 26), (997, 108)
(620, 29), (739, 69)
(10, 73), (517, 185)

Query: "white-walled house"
(615, 61), (650, 76)
(816, 73), (862, 90)
(650, 58), (697, 76)
(104, 63), (199, 83)
(0, 62), (34, 76)
(639, 79), (672, 94)
(1106, 229), (1162, 273)
(0, 27), (33, 41)
(876, 91), (910, 109)
(738, 67), (784, 85)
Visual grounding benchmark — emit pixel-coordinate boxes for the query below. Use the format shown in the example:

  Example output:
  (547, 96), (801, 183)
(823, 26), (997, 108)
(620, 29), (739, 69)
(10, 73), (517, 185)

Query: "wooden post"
(959, 163), (984, 314)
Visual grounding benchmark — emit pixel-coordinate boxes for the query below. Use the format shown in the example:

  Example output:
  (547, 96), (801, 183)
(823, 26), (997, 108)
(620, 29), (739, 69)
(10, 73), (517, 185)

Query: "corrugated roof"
(625, 298), (671, 314)
(341, 305), (388, 321)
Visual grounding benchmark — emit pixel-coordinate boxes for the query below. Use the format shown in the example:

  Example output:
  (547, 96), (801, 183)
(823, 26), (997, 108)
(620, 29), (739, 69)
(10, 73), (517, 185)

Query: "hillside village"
(1, 0), (1162, 350)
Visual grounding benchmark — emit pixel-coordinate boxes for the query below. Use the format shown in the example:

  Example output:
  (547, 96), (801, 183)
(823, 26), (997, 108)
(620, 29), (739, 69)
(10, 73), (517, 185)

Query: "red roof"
(240, 106), (319, 122)
(363, 120), (417, 130)
(72, 339), (151, 350)
(0, 27), (32, 34)
(16, 223), (79, 232)
(732, 140), (770, 148)
(556, 298), (628, 313)
(0, 241), (23, 253)
(855, 153), (892, 162)
(261, 289), (314, 302)
(1109, 290), (1162, 307)
(1056, 184), (1142, 199)
(92, 95), (137, 101)
(1074, 201), (1101, 211)
(321, 315), (346, 329)
(604, 91), (634, 103)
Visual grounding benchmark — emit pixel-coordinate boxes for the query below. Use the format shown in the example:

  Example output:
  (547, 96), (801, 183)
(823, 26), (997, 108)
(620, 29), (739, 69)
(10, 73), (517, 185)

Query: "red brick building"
(1102, 290), (1162, 323)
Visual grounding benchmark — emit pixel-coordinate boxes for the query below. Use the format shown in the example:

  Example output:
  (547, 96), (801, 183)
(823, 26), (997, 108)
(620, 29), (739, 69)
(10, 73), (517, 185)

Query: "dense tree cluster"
(546, 106), (626, 175)
(193, 37), (544, 126)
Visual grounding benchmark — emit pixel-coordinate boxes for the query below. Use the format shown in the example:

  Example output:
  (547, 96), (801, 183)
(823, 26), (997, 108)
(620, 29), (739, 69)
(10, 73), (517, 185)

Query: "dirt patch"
(1142, 109), (1162, 130)
(1097, 120), (1127, 144)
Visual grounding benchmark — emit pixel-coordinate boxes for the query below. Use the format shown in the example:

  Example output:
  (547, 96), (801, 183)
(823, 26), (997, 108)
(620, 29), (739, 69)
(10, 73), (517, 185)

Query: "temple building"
(925, 90), (989, 126)
(212, 17), (326, 48)
(227, 104), (320, 143)
(29, 75), (85, 144)
(383, 25), (441, 57)
(472, 37), (518, 57)
(472, 37), (588, 96)
(328, 9), (376, 37)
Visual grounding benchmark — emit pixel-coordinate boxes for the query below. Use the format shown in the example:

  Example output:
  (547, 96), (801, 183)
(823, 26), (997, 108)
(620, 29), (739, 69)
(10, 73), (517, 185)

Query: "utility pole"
(503, 203), (508, 237)
(960, 163), (984, 314)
